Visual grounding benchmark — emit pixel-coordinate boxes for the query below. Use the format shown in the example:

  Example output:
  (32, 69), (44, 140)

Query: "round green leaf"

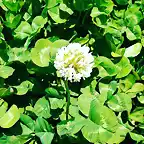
(34, 97), (51, 119)
(48, 6), (66, 23)
(95, 56), (118, 76)
(57, 118), (86, 136)
(49, 98), (65, 109)
(20, 114), (35, 131)
(81, 119), (99, 143)
(116, 57), (132, 78)
(127, 83), (144, 93)
(82, 119), (113, 143)
(130, 132), (144, 142)
(125, 26), (141, 41)
(13, 81), (34, 95)
(31, 39), (53, 67)
(50, 39), (69, 61)
(2, 0), (22, 12)
(0, 65), (14, 79)
(32, 16), (47, 31)
(46, 0), (57, 9)
(0, 105), (20, 128)
(35, 117), (53, 132)
(7, 48), (31, 63)
(45, 87), (60, 98)
(78, 92), (95, 116)
(36, 132), (54, 144)
(119, 74), (136, 92)
(14, 21), (32, 39)
(89, 99), (118, 132)
(107, 93), (132, 112)
(124, 43), (142, 57)
(59, 3), (73, 15)
(107, 123), (130, 143)
(129, 107), (144, 123)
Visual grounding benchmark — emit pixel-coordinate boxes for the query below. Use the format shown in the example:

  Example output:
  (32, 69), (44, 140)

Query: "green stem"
(82, 10), (88, 25)
(69, 32), (77, 43)
(24, 36), (32, 49)
(90, 83), (95, 95)
(64, 80), (70, 120)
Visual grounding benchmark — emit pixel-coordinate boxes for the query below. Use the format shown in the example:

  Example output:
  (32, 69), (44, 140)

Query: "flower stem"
(64, 80), (70, 120)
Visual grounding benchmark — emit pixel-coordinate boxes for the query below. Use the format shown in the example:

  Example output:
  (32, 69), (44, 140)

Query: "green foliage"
(33, 97), (51, 119)
(0, 0), (144, 143)
(0, 65), (14, 78)
(0, 103), (20, 128)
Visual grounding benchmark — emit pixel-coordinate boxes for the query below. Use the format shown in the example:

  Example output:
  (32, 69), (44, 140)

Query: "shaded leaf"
(0, 87), (14, 98)
(20, 114), (35, 131)
(35, 117), (53, 132)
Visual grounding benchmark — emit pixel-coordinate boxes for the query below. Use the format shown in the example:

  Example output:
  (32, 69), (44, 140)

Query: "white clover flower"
(54, 43), (94, 82)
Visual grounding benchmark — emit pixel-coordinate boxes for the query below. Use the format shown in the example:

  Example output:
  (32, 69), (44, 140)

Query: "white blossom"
(54, 43), (94, 82)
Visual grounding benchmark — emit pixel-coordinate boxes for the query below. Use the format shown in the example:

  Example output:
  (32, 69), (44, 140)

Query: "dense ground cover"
(0, 0), (144, 143)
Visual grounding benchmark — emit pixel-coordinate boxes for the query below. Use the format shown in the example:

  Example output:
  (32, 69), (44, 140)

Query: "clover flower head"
(54, 43), (94, 82)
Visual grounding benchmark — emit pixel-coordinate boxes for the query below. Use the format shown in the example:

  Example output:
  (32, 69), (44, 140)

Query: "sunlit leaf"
(32, 16), (47, 31)
(0, 105), (20, 128)
(89, 99), (118, 132)
(107, 93), (132, 112)
(0, 65), (14, 79)
(129, 107), (144, 123)
(95, 56), (118, 76)
(48, 6), (66, 23)
(31, 39), (52, 67)
(116, 57), (132, 78)
(129, 132), (144, 142)
(127, 83), (144, 93)
(13, 81), (34, 95)
(34, 97), (51, 119)
(124, 43), (142, 57)
(14, 21), (32, 39)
